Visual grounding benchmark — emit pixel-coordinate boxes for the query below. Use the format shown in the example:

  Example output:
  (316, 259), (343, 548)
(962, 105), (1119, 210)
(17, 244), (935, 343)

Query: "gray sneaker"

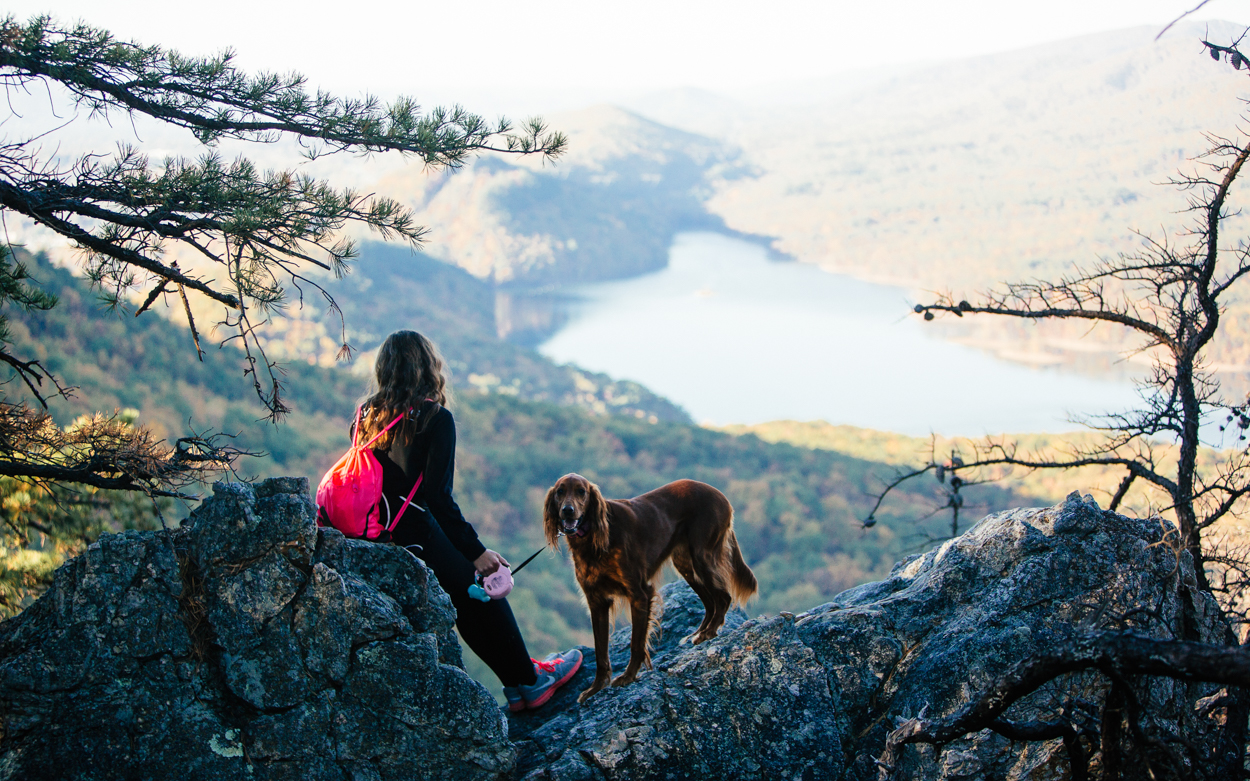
(517, 649), (583, 710)
(502, 686), (525, 712)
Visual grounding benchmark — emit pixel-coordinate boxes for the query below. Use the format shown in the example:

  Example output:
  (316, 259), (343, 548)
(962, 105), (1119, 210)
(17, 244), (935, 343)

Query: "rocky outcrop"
(507, 582), (840, 780)
(0, 478), (512, 781)
(0, 484), (1233, 780)
(510, 492), (1230, 780)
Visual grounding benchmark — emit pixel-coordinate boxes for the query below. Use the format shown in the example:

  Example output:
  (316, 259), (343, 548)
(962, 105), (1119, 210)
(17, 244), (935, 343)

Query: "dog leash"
(508, 524), (578, 577)
(511, 534), (562, 576)
(510, 542), (550, 572)
(467, 537), (560, 602)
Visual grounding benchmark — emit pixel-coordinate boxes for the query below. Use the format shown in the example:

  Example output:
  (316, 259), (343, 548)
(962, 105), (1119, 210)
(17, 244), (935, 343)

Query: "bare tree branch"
(878, 632), (1250, 780)
(1156, 1), (1216, 41)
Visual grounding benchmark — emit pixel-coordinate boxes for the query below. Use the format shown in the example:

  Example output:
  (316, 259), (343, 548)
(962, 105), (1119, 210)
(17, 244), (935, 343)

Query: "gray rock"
(0, 484), (1234, 781)
(0, 478), (512, 781)
(313, 528), (462, 668)
(511, 493), (1231, 780)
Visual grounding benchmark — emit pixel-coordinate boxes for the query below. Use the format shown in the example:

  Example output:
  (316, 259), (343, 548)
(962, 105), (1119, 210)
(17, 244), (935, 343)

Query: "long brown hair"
(357, 330), (449, 450)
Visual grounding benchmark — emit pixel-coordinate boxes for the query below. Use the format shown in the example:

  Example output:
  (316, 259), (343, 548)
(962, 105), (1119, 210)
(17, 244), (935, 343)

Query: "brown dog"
(544, 474), (757, 703)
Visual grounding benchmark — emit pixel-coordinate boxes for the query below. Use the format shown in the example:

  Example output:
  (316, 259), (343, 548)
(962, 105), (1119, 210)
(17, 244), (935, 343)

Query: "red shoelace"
(532, 657), (558, 673)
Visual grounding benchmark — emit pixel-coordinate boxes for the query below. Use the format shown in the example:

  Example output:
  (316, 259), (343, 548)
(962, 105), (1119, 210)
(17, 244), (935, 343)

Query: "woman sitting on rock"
(355, 329), (581, 710)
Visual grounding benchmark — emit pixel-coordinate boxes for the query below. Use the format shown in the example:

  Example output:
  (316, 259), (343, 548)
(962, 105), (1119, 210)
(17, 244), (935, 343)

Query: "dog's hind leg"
(612, 583), (656, 688)
(687, 548), (733, 645)
(672, 547), (719, 644)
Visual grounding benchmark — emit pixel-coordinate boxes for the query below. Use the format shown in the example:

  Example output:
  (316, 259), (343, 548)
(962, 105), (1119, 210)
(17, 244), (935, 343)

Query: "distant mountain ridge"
(366, 22), (1250, 297)
(15, 22), (1250, 406)
(372, 105), (745, 286)
(695, 20), (1250, 290)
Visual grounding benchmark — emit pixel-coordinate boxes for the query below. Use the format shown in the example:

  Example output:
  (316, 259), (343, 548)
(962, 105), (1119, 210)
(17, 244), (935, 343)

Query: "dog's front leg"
(578, 597), (613, 704)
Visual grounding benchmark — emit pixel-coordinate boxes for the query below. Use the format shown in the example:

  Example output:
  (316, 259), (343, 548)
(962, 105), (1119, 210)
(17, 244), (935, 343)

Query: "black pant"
(392, 507), (537, 687)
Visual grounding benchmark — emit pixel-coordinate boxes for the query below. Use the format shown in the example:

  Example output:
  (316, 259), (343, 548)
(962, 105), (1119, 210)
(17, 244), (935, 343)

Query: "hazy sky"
(6, 1), (1246, 105)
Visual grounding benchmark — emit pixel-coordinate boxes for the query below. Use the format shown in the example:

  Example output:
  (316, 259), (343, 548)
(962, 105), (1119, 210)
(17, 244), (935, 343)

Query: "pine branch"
(0, 16), (566, 165)
(0, 14), (567, 421)
(0, 403), (250, 498)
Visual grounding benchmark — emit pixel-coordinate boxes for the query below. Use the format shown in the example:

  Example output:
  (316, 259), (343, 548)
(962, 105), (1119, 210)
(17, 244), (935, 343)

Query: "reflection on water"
(534, 232), (1142, 435)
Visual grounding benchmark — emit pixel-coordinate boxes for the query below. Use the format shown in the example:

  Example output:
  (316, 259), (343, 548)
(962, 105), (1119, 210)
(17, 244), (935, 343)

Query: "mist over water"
(537, 232), (1142, 435)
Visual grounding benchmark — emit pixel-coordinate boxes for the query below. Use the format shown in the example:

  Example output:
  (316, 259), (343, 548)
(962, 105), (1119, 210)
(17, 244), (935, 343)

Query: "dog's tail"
(725, 526), (758, 606)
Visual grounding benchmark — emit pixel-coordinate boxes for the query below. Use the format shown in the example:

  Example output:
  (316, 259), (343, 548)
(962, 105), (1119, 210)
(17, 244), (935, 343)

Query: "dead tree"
(869, 105), (1250, 595)
(869, 36), (1250, 779)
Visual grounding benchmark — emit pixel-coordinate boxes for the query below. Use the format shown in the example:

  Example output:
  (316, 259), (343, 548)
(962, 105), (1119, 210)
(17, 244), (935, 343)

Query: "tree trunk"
(1175, 354), (1209, 595)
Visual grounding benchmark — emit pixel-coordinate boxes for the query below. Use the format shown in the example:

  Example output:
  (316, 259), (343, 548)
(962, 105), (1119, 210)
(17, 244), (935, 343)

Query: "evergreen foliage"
(0, 412), (168, 620)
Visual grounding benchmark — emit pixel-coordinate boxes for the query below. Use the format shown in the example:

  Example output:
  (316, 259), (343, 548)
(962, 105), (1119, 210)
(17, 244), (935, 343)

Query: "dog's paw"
(610, 673), (637, 688)
(577, 687), (600, 704)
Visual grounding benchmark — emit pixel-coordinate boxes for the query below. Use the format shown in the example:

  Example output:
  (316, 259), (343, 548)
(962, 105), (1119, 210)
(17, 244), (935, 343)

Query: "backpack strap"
(361, 408), (410, 450)
(350, 406), (364, 447)
(386, 472), (424, 533)
(381, 398), (438, 534)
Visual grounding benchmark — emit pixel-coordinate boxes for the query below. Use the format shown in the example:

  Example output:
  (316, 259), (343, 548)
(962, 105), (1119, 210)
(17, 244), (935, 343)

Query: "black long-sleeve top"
(365, 402), (486, 562)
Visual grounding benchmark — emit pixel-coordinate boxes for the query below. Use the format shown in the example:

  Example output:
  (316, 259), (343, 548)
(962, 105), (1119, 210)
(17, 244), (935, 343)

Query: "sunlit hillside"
(372, 105), (740, 286)
(713, 418), (1247, 532)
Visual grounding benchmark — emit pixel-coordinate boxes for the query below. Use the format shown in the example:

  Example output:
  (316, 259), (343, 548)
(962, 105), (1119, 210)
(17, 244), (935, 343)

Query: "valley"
(7, 19), (1250, 699)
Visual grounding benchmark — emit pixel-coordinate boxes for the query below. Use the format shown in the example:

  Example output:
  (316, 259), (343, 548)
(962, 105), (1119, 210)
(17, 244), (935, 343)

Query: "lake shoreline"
(528, 231), (1142, 437)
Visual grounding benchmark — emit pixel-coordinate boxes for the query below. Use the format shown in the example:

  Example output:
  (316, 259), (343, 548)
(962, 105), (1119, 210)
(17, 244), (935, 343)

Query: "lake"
(536, 232), (1142, 435)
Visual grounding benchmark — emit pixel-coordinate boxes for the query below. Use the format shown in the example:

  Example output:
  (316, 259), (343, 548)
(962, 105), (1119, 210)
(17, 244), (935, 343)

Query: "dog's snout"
(560, 503), (577, 518)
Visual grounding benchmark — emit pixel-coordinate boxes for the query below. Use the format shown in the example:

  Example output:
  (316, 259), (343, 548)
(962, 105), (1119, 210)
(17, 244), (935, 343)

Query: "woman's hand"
(473, 549), (509, 576)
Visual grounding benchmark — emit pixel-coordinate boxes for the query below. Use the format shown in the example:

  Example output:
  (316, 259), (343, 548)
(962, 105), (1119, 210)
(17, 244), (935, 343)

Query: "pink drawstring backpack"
(316, 406), (423, 541)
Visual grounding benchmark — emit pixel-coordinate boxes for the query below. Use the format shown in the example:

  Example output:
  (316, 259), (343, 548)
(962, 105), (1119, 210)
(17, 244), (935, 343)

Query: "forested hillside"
(4, 248), (1052, 690)
(715, 419), (1234, 523)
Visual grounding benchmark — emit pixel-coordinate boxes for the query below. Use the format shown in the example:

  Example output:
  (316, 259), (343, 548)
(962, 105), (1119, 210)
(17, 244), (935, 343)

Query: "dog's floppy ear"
(543, 483), (562, 548)
(586, 480), (610, 555)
